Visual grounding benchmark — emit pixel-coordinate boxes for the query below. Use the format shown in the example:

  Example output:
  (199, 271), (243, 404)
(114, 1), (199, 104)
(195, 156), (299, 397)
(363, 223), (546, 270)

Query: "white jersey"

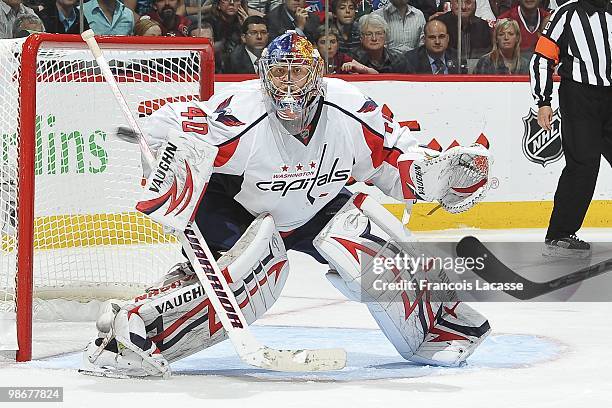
(144, 78), (417, 232)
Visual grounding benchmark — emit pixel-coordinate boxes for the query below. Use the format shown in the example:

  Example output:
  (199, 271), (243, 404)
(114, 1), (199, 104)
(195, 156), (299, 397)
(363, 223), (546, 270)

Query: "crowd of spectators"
(1, 0), (565, 74)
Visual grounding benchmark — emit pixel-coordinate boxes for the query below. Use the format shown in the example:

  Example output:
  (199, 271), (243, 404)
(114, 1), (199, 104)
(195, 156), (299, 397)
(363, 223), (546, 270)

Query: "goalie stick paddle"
(81, 30), (346, 372)
(456, 236), (612, 300)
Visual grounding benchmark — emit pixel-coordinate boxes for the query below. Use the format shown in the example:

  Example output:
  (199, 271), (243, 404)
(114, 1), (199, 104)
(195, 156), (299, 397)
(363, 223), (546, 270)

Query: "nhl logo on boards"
(521, 108), (562, 167)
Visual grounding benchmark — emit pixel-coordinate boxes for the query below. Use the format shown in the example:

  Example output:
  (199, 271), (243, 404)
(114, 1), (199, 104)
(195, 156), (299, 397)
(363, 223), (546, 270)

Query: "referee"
(530, 0), (612, 258)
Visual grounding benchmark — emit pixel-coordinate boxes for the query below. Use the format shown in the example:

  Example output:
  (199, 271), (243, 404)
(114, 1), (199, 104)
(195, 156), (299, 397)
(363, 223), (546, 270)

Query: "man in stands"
(37, 0), (89, 34)
(11, 12), (45, 37)
(266, 0), (320, 42)
(188, 21), (224, 73)
(372, 0), (426, 53)
(145, 0), (191, 36)
(404, 19), (459, 74)
(434, 0), (492, 62)
(83, 0), (135, 35)
(225, 15), (269, 73)
(1, 0), (36, 38)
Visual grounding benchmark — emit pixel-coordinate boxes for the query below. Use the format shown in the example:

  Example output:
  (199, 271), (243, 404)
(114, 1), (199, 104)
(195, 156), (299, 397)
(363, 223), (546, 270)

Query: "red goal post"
(0, 34), (214, 362)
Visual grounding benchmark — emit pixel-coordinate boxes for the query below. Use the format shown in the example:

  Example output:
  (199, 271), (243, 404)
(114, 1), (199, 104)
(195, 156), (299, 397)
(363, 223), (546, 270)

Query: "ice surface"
(0, 229), (610, 408)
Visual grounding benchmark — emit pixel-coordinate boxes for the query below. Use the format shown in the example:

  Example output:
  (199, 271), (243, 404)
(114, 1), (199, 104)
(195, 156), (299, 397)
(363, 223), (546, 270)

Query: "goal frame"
(14, 33), (215, 362)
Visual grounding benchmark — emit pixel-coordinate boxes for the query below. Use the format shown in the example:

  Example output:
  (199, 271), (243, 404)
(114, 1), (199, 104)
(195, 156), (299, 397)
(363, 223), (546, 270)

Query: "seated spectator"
(434, 0), (492, 61)
(124, 0), (153, 17)
(145, 0), (192, 36)
(246, 0), (282, 14)
(373, 0), (425, 53)
(474, 18), (528, 74)
(1, 0), (37, 38)
(177, 0), (263, 18)
(353, 13), (405, 73)
(354, 0), (372, 17)
(11, 10), (44, 36)
(188, 20), (214, 37)
(134, 15), (162, 34)
(333, 0), (360, 56)
(303, 0), (336, 23)
(497, 0), (549, 57)
(202, 0), (244, 66)
(404, 19), (459, 74)
(315, 26), (378, 73)
(266, 0), (320, 42)
(429, 0), (495, 22)
(188, 21), (224, 73)
(37, 0), (89, 34)
(176, 0), (211, 16)
(489, 0), (512, 17)
(413, 0), (449, 21)
(83, 0), (134, 35)
(225, 15), (268, 73)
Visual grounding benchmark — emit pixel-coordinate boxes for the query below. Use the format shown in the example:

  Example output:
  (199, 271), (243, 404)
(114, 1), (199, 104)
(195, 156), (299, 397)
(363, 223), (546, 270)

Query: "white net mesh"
(0, 37), (211, 330)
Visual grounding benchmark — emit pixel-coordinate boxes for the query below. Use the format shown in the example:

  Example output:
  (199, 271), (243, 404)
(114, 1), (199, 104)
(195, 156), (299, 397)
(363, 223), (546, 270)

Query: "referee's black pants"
(547, 79), (612, 239)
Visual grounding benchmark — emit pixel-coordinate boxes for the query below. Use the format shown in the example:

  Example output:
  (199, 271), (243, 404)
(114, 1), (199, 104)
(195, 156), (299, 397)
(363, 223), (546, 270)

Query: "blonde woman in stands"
(474, 18), (529, 74)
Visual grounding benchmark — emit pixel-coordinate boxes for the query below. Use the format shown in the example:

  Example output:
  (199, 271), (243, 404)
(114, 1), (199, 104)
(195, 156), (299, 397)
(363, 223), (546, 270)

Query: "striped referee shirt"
(530, 0), (612, 107)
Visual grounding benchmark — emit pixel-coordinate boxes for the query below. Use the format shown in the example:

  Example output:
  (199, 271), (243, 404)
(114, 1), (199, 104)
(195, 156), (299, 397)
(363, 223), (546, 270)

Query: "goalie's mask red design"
(259, 31), (324, 136)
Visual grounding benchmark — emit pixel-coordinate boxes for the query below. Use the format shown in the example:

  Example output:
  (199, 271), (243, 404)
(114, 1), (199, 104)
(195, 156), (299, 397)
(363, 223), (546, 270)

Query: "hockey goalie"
(83, 32), (492, 377)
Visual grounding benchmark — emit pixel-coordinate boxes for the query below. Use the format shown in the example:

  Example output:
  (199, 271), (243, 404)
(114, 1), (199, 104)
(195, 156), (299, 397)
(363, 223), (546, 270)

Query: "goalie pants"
(192, 175), (352, 263)
(547, 79), (612, 239)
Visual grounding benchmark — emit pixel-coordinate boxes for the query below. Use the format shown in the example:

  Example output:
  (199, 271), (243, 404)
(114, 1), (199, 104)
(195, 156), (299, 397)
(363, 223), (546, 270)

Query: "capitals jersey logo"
(255, 144), (351, 204)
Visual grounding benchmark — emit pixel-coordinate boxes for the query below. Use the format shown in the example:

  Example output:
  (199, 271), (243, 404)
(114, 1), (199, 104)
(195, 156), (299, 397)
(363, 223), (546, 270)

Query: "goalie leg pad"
(314, 193), (490, 366)
(84, 213), (289, 371)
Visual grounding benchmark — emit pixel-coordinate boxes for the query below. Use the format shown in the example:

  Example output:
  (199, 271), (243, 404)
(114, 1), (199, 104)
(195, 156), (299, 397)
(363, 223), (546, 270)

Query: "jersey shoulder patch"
(203, 81), (266, 133)
(323, 78), (386, 120)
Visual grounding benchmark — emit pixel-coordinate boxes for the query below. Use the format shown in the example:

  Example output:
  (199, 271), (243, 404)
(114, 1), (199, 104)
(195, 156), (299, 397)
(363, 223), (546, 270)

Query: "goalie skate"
(82, 304), (171, 379)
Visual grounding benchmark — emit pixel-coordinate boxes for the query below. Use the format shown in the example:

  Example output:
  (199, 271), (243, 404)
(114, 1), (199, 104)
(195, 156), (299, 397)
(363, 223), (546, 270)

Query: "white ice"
(0, 228), (611, 408)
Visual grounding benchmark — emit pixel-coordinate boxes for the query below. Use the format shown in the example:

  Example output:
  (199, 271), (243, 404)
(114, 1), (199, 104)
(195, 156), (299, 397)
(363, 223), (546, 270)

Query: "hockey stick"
(81, 30), (346, 372)
(456, 236), (612, 300)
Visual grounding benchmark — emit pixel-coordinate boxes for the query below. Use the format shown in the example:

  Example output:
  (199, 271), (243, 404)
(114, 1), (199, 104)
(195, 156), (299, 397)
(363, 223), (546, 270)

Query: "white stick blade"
(247, 347), (347, 372)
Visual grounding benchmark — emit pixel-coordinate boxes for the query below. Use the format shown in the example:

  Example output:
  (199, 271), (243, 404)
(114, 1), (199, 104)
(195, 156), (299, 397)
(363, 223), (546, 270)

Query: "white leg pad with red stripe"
(83, 213), (289, 375)
(314, 193), (490, 367)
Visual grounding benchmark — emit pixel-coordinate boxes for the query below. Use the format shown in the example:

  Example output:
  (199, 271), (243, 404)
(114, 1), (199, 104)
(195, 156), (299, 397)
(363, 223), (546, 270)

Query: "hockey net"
(0, 34), (214, 361)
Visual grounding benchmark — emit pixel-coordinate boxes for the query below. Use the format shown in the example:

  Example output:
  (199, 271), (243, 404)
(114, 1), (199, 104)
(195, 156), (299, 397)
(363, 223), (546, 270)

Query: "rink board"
(217, 76), (612, 230)
(4, 77), (610, 249)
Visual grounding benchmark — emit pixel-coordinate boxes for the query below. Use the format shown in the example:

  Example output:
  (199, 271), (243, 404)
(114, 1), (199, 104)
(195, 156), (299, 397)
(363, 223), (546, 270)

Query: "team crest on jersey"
(214, 96), (246, 127)
(357, 97), (378, 113)
(522, 108), (562, 167)
(256, 144), (351, 204)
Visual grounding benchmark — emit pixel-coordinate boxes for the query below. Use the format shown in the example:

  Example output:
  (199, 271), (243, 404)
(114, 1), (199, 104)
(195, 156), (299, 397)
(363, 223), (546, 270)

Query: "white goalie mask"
(258, 31), (324, 136)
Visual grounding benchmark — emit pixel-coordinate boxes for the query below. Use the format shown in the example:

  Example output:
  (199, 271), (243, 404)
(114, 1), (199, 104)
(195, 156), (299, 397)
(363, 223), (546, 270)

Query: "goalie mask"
(259, 31), (324, 136)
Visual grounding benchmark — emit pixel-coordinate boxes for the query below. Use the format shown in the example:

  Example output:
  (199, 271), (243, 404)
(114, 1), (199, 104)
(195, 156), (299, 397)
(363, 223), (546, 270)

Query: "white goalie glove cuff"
(398, 136), (491, 214)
